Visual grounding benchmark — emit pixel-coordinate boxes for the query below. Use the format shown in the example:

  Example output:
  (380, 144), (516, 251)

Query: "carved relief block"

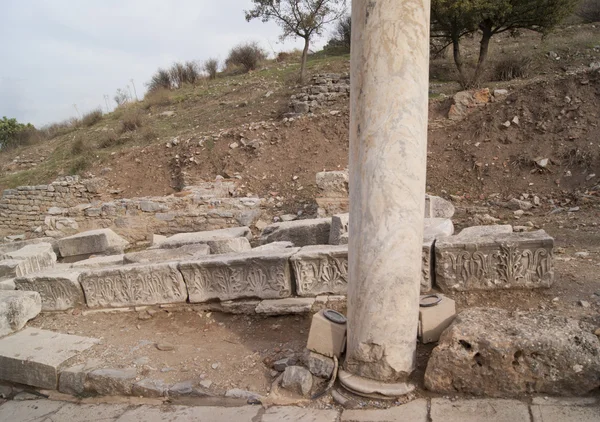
(422, 240), (434, 292)
(291, 245), (349, 297)
(179, 249), (299, 303)
(80, 263), (187, 308)
(435, 230), (554, 292)
(329, 214), (349, 245)
(15, 270), (84, 311)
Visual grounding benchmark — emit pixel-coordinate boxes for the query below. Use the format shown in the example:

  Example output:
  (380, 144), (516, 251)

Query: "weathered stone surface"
(80, 263), (187, 308)
(423, 218), (455, 238)
(435, 230), (554, 292)
(425, 195), (455, 219)
(341, 399), (428, 422)
(255, 298), (315, 315)
(0, 400), (65, 421)
(224, 388), (262, 401)
(316, 170), (349, 198)
(418, 294), (456, 344)
(219, 300), (260, 314)
(260, 218), (331, 247)
(57, 229), (129, 258)
(157, 227), (251, 249)
(206, 237), (252, 254)
(448, 88), (491, 121)
(430, 399), (529, 422)
(179, 249), (298, 303)
(0, 279), (15, 290)
(132, 379), (167, 398)
(70, 254), (124, 268)
(0, 328), (98, 389)
(282, 366), (313, 397)
(58, 360), (102, 395)
(531, 404), (600, 422)
(304, 350), (335, 378)
(329, 213), (349, 245)
(251, 241), (295, 252)
(456, 225), (513, 238)
(0, 243), (57, 278)
(0, 237), (58, 255)
(86, 368), (137, 395)
(0, 290), (41, 337)
(422, 218), (455, 292)
(425, 308), (600, 397)
(15, 270), (84, 311)
(117, 404), (260, 421)
(123, 244), (210, 264)
(46, 403), (131, 421)
(263, 406), (339, 422)
(291, 245), (348, 296)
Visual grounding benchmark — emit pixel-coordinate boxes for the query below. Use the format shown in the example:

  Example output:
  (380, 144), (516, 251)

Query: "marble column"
(341, 0), (431, 395)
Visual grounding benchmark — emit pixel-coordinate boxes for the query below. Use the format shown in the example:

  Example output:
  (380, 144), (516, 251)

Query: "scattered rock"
(575, 252), (590, 259)
(282, 366), (313, 397)
(303, 350), (335, 378)
(156, 343), (175, 351)
(273, 357), (298, 372)
(225, 388), (262, 401)
(580, 300), (591, 308)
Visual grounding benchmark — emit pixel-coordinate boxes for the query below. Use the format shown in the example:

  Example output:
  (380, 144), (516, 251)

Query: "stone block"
(0, 400), (64, 421)
(57, 229), (129, 258)
(316, 170), (349, 198)
(418, 294), (456, 344)
(422, 218), (455, 292)
(303, 350), (335, 378)
(255, 298), (315, 315)
(425, 195), (455, 219)
(341, 399), (428, 422)
(424, 308), (600, 396)
(80, 263), (187, 308)
(306, 309), (347, 358)
(316, 197), (349, 218)
(123, 244), (210, 264)
(86, 368), (137, 395)
(0, 279), (15, 290)
(0, 237), (58, 255)
(435, 230), (554, 292)
(531, 404), (600, 422)
(260, 218), (331, 246)
(157, 227), (251, 249)
(291, 245), (348, 296)
(15, 270), (84, 311)
(0, 290), (41, 337)
(206, 237), (252, 254)
(456, 225), (513, 238)
(132, 378), (167, 398)
(180, 249), (298, 303)
(0, 328), (98, 389)
(329, 213), (349, 245)
(0, 242), (57, 278)
(430, 398), (529, 422)
(70, 255), (124, 269)
(252, 241), (295, 252)
(282, 366), (313, 397)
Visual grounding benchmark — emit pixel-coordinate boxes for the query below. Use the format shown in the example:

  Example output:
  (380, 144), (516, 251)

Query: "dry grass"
(493, 56), (534, 81)
(119, 111), (143, 133)
(143, 88), (172, 109)
(81, 108), (103, 127)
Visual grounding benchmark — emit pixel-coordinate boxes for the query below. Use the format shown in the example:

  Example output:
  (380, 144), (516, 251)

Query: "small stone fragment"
(156, 343), (175, 351)
(281, 366), (313, 397)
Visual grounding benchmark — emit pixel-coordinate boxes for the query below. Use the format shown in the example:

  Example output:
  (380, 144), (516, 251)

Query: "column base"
(338, 369), (415, 399)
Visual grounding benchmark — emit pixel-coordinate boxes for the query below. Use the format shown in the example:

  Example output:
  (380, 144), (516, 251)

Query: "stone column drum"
(343, 0), (431, 395)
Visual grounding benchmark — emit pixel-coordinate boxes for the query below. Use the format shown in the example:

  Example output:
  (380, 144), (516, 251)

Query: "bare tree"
(245, 0), (347, 82)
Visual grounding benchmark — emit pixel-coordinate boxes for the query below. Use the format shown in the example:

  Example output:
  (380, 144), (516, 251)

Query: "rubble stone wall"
(289, 73), (350, 114)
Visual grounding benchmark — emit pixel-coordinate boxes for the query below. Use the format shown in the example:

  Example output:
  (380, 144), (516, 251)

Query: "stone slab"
(435, 230), (554, 291)
(179, 249), (299, 303)
(456, 225), (513, 238)
(260, 218), (331, 247)
(329, 213), (349, 245)
(430, 399), (530, 422)
(116, 405), (260, 422)
(15, 270), (85, 311)
(123, 244), (210, 264)
(252, 241), (295, 252)
(0, 290), (41, 337)
(0, 328), (99, 389)
(207, 237), (252, 254)
(341, 399), (428, 421)
(262, 406), (340, 422)
(45, 403), (131, 421)
(70, 255), (124, 268)
(255, 298), (315, 315)
(0, 243), (57, 279)
(80, 263), (187, 308)
(531, 404), (600, 422)
(0, 399), (65, 421)
(86, 368), (137, 395)
(291, 245), (348, 296)
(157, 227), (251, 249)
(57, 229), (129, 258)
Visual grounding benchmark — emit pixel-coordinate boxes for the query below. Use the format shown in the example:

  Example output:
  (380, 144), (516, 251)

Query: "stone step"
(0, 328), (99, 389)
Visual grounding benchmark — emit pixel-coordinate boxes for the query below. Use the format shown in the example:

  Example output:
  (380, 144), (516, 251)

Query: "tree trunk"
(300, 37), (310, 83)
(472, 25), (493, 86)
(451, 34), (468, 89)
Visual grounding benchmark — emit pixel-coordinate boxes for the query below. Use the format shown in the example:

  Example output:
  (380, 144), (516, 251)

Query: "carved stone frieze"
(80, 263), (187, 308)
(15, 270), (84, 311)
(179, 249), (299, 303)
(291, 245), (349, 296)
(435, 230), (554, 292)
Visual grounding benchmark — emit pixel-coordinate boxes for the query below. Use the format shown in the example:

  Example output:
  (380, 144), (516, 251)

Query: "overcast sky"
(1, 0), (336, 127)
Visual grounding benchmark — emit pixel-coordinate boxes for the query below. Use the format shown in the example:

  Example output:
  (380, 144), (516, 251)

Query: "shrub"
(147, 69), (172, 92)
(493, 56), (533, 81)
(225, 42), (266, 73)
(170, 61), (200, 88)
(70, 137), (90, 155)
(114, 88), (130, 107)
(141, 127), (158, 142)
(69, 157), (90, 175)
(81, 108), (103, 127)
(143, 88), (172, 109)
(204, 58), (219, 80)
(0, 117), (39, 149)
(577, 0), (600, 22)
(119, 111), (143, 133)
(97, 132), (122, 148)
(40, 118), (80, 139)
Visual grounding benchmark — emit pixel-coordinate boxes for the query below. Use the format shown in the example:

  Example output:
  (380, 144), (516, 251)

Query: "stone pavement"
(1, 397), (599, 422)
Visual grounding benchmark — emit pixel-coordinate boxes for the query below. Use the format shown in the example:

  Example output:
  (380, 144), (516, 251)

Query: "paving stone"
(157, 227), (252, 249)
(435, 230), (554, 291)
(430, 398), (530, 422)
(425, 194), (455, 218)
(531, 396), (599, 406)
(329, 213), (349, 245)
(15, 270), (84, 311)
(255, 298), (315, 315)
(70, 255), (124, 268)
(123, 244), (210, 264)
(180, 249), (298, 303)
(260, 218), (331, 246)
(531, 404), (600, 422)
(46, 403), (130, 421)
(206, 237), (252, 254)
(282, 365), (313, 397)
(0, 399), (64, 421)
(262, 406), (340, 422)
(57, 229), (129, 258)
(0, 328), (98, 389)
(341, 399), (428, 421)
(115, 404), (260, 421)
(425, 308), (600, 396)
(291, 245), (348, 296)
(0, 290), (41, 337)
(80, 262), (187, 308)
(86, 368), (137, 395)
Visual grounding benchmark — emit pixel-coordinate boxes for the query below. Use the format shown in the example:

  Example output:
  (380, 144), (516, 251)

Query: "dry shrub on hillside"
(41, 118), (80, 139)
(577, 0), (600, 22)
(147, 69), (172, 92)
(143, 88), (172, 109)
(97, 132), (125, 148)
(170, 61), (201, 88)
(141, 127), (158, 142)
(119, 111), (143, 133)
(71, 136), (90, 155)
(226, 42), (266, 73)
(493, 56), (533, 81)
(204, 58), (219, 80)
(81, 108), (103, 127)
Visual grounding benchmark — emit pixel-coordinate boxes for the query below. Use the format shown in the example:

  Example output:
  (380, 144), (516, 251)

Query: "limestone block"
(260, 218), (331, 246)
(252, 241), (295, 252)
(307, 309), (347, 358)
(0, 290), (41, 337)
(0, 243), (57, 278)
(281, 366), (313, 397)
(456, 225), (513, 238)
(291, 245), (348, 296)
(435, 230), (554, 292)
(303, 350), (335, 378)
(70, 254), (125, 269)
(152, 234), (167, 246)
(158, 227), (252, 249)
(0, 279), (15, 290)
(418, 294), (456, 344)
(15, 270), (84, 311)
(316, 170), (349, 198)
(255, 298), (315, 315)
(0, 328), (98, 389)
(425, 308), (600, 396)
(179, 249), (299, 303)
(329, 213), (349, 245)
(422, 218), (455, 292)
(57, 229), (129, 258)
(425, 195), (455, 219)
(86, 368), (137, 395)
(342, 400), (428, 422)
(80, 263), (187, 308)
(0, 237), (58, 255)
(207, 237), (252, 254)
(123, 244), (210, 264)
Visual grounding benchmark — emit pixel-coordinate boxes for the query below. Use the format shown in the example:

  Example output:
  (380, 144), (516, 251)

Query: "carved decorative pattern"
(17, 279), (82, 311)
(292, 255), (348, 296)
(422, 247), (432, 292)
